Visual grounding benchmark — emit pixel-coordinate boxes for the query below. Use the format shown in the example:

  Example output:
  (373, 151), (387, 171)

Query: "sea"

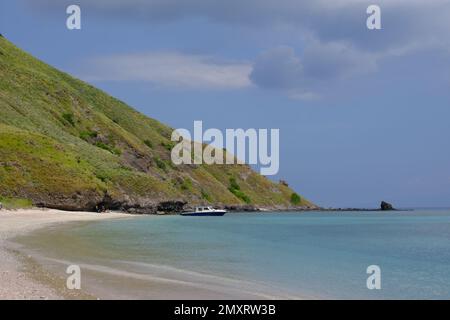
(15, 210), (450, 299)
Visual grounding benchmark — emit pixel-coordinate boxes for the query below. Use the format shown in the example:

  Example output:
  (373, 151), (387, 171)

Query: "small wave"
(40, 256), (302, 299)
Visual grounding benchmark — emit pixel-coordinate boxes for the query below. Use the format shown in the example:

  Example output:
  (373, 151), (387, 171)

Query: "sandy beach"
(0, 208), (130, 300)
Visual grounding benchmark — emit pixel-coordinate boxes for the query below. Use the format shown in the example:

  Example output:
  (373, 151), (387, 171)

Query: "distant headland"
(0, 36), (316, 214)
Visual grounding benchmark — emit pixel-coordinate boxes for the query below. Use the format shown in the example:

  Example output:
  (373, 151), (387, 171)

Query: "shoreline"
(0, 208), (306, 300)
(3, 208), (444, 300)
(0, 208), (131, 299)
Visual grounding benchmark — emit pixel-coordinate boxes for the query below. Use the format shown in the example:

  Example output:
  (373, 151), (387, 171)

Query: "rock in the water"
(380, 201), (395, 211)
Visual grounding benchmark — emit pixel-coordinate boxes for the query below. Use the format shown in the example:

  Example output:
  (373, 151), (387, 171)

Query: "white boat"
(180, 206), (227, 216)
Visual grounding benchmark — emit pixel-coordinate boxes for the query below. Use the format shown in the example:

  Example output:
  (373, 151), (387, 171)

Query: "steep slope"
(0, 36), (317, 212)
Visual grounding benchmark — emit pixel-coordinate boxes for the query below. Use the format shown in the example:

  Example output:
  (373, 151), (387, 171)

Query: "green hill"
(0, 36), (316, 212)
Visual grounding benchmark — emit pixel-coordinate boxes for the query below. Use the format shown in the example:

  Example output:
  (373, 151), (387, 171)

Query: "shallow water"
(16, 210), (450, 299)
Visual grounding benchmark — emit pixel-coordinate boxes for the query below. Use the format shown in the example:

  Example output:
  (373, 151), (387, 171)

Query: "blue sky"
(1, 0), (450, 208)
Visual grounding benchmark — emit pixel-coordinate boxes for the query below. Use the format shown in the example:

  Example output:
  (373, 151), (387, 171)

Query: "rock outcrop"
(380, 201), (395, 211)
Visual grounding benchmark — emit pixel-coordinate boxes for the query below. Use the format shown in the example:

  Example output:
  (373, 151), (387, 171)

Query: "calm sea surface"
(17, 210), (450, 299)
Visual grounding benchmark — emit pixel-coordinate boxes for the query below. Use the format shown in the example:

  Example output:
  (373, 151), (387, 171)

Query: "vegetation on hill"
(0, 36), (316, 212)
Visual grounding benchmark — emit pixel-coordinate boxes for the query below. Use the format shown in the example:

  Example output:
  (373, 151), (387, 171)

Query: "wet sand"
(0, 208), (130, 299)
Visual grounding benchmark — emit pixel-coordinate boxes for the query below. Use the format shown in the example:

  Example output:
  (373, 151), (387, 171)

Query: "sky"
(1, 0), (450, 208)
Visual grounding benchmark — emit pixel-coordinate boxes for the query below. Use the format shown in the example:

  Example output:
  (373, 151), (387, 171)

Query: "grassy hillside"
(0, 36), (316, 212)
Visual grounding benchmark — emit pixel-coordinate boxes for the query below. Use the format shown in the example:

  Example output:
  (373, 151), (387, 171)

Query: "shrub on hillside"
(290, 193), (301, 205)
(62, 112), (75, 126)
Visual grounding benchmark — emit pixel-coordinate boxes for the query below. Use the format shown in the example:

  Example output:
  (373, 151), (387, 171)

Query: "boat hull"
(180, 211), (227, 216)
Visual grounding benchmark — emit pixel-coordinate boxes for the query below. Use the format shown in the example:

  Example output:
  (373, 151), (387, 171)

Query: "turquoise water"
(19, 210), (450, 299)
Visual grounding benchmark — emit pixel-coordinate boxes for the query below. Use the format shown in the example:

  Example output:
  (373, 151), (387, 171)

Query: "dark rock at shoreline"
(30, 193), (310, 215)
(380, 201), (395, 211)
(223, 204), (260, 212)
(157, 201), (187, 213)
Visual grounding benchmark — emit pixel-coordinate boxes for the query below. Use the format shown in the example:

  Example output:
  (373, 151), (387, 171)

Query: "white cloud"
(30, 0), (450, 98)
(249, 42), (379, 99)
(302, 41), (378, 80)
(250, 46), (304, 90)
(80, 52), (252, 90)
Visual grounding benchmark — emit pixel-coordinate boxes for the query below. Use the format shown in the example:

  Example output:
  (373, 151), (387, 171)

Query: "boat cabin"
(195, 206), (214, 212)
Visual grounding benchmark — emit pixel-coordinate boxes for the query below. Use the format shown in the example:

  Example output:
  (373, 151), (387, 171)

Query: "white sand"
(0, 208), (130, 300)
